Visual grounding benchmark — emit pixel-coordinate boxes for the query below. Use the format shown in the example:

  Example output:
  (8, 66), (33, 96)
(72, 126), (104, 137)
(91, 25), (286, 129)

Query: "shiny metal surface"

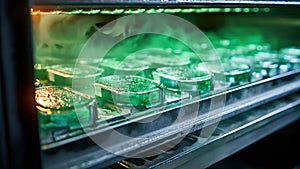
(33, 0), (300, 6)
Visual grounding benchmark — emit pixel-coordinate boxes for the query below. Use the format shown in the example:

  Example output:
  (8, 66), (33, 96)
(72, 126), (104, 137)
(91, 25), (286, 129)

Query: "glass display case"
(1, 0), (300, 169)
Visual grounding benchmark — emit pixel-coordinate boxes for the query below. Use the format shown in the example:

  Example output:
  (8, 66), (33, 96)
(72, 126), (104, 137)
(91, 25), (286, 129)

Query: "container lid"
(100, 58), (150, 71)
(35, 86), (92, 113)
(149, 54), (191, 66)
(47, 64), (104, 78)
(153, 66), (211, 82)
(254, 60), (279, 69)
(280, 47), (300, 56)
(222, 62), (251, 75)
(94, 75), (160, 94)
(34, 64), (59, 70)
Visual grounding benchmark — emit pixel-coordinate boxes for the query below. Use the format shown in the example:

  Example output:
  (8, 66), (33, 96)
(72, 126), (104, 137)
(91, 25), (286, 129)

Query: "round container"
(289, 57), (300, 70)
(282, 54), (300, 70)
(251, 72), (263, 82)
(254, 60), (279, 78)
(253, 51), (281, 78)
(230, 58), (263, 83)
(222, 63), (251, 87)
(280, 47), (300, 57)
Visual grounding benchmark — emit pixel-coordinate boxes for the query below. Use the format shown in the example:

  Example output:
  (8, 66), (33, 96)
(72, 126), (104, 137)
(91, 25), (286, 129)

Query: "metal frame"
(0, 0), (300, 168)
(33, 0), (300, 6)
(0, 0), (41, 169)
(106, 92), (300, 169)
(42, 69), (300, 149)
(152, 93), (300, 169)
(41, 70), (300, 169)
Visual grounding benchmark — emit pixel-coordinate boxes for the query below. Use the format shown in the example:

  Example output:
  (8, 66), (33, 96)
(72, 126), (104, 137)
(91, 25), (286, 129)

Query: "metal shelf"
(151, 93), (300, 169)
(41, 69), (300, 150)
(41, 70), (300, 169)
(111, 92), (300, 169)
(33, 0), (300, 6)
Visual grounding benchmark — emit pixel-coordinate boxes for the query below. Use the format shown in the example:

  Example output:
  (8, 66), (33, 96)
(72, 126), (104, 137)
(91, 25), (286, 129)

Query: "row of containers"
(35, 46), (300, 143)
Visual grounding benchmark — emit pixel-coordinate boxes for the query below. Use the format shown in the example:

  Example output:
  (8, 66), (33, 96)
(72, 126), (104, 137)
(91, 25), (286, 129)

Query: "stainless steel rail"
(33, 0), (300, 6)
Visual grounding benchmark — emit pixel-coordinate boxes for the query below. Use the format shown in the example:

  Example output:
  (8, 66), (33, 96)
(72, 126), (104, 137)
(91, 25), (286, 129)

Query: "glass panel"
(30, 6), (300, 168)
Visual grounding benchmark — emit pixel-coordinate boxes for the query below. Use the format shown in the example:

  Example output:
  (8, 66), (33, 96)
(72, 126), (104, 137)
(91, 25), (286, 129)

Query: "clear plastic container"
(35, 86), (92, 129)
(99, 58), (152, 78)
(280, 47), (300, 57)
(253, 52), (281, 78)
(281, 54), (300, 70)
(152, 67), (211, 94)
(47, 64), (104, 87)
(230, 57), (263, 83)
(94, 75), (163, 109)
(254, 60), (279, 78)
(289, 57), (300, 70)
(125, 50), (191, 69)
(222, 63), (251, 87)
(149, 55), (191, 68)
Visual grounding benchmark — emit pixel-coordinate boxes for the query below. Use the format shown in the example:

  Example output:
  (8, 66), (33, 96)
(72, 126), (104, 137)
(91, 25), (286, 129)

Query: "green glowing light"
(181, 8), (195, 13)
(164, 8), (182, 13)
(62, 10), (82, 14)
(100, 10), (113, 14)
(234, 8), (242, 13)
(252, 8), (260, 13)
(112, 9), (124, 14)
(223, 8), (231, 13)
(81, 10), (100, 14)
(146, 8), (165, 13)
(156, 8), (164, 13)
(263, 8), (270, 12)
(208, 8), (221, 13)
(146, 8), (156, 13)
(31, 7), (269, 15)
(220, 40), (230, 46)
(195, 8), (208, 13)
(243, 8), (250, 13)
(101, 9), (124, 14)
(135, 9), (146, 14)
(124, 9), (133, 14)
(124, 9), (145, 14)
